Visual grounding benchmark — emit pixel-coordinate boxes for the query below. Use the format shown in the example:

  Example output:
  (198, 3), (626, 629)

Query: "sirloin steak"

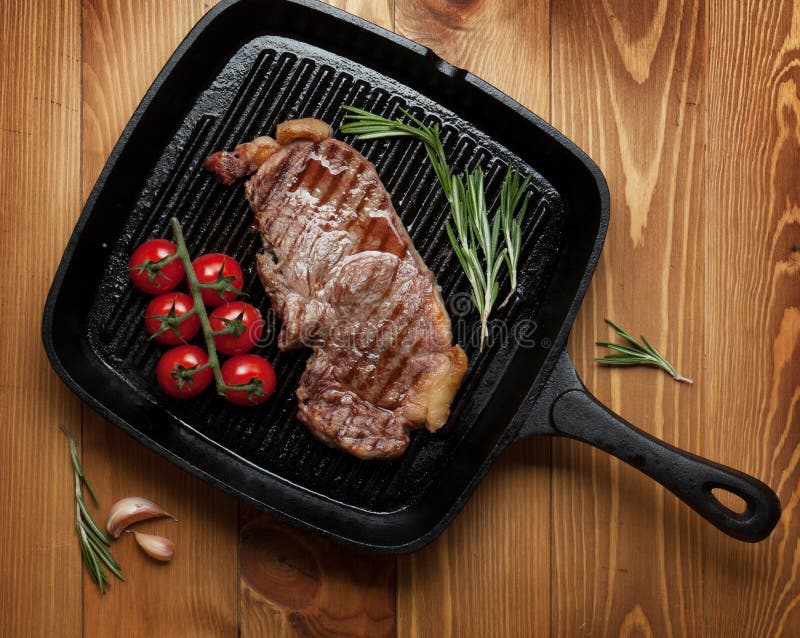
(205, 118), (467, 459)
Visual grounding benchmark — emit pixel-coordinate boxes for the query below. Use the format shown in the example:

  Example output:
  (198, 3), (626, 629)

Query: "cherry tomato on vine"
(221, 354), (276, 406)
(209, 302), (264, 355)
(156, 345), (213, 398)
(192, 253), (244, 306)
(144, 292), (201, 345)
(129, 239), (185, 294)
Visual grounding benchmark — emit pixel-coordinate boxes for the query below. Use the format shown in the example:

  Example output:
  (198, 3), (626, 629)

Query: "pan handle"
(534, 353), (781, 542)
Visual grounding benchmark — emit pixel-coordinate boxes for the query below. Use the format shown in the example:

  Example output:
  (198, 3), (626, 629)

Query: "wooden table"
(2, 1), (798, 636)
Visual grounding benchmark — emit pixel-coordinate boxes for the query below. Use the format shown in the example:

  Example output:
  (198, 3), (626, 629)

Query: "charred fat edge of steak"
(203, 135), (280, 185)
(275, 118), (333, 145)
(411, 347), (469, 432)
(203, 118), (332, 185)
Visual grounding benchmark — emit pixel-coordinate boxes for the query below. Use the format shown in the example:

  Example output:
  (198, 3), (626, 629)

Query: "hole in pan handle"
(534, 353), (781, 542)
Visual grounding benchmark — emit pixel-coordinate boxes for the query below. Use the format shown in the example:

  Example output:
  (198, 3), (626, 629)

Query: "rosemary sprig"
(595, 319), (693, 384)
(60, 425), (124, 593)
(498, 166), (532, 308)
(341, 105), (531, 349)
(341, 105), (453, 197)
(444, 172), (506, 345)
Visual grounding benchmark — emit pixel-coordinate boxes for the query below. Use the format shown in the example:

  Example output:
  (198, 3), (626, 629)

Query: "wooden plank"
(82, 0), (212, 192)
(325, 0), (394, 29)
(80, 2), (239, 636)
(705, 1), (800, 636)
(551, 0), (706, 635)
(237, 2), (398, 637)
(394, 2), (551, 637)
(239, 507), (396, 638)
(0, 1), (83, 636)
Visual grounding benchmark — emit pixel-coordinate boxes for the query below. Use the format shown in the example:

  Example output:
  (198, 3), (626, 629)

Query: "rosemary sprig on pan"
(595, 319), (693, 384)
(60, 425), (124, 593)
(498, 166), (532, 308)
(340, 105), (454, 199)
(445, 168), (505, 345)
(340, 105), (531, 348)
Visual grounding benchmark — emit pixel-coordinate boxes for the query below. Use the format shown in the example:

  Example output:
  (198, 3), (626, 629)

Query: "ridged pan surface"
(86, 36), (565, 511)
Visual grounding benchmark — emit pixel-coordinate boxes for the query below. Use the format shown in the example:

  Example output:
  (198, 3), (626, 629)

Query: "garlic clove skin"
(132, 532), (175, 562)
(106, 497), (177, 539)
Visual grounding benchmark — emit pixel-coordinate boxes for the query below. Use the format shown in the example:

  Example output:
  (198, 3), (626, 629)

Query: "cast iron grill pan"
(43, 0), (781, 550)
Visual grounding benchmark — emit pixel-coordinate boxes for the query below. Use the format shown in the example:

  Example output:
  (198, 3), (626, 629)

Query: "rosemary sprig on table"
(59, 425), (124, 593)
(595, 319), (693, 384)
(340, 105), (532, 349)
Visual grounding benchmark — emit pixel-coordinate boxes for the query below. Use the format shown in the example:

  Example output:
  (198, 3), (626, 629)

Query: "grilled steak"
(205, 119), (467, 459)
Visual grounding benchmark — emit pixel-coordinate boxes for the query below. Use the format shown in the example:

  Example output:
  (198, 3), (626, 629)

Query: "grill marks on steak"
(205, 122), (467, 459)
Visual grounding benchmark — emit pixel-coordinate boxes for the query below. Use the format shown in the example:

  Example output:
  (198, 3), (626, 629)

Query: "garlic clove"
(106, 497), (177, 538)
(132, 532), (175, 562)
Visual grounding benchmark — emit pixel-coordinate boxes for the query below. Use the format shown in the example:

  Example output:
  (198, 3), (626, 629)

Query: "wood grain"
(325, 0), (394, 30)
(0, 1), (83, 636)
(81, 0), (214, 192)
(80, 2), (238, 636)
(396, 0), (549, 101)
(551, 0), (706, 636)
(395, 2), (551, 637)
(239, 507), (396, 638)
(705, 1), (800, 636)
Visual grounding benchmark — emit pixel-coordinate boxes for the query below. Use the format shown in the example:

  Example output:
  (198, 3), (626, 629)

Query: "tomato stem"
(130, 251), (181, 285)
(158, 252), (180, 266)
(146, 301), (200, 343)
(196, 262), (245, 299)
(197, 281), (245, 294)
(169, 217), (227, 394)
(169, 217), (262, 396)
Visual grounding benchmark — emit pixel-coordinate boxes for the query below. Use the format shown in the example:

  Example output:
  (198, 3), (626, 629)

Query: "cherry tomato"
(156, 345), (213, 398)
(192, 253), (244, 306)
(209, 302), (264, 355)
(129, 239), (185, 294)
(221, 354), (276, 406)
(144, 292), (201, 345)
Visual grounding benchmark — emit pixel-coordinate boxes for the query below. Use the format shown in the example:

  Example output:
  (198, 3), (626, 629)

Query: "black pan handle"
(524, 352), (781, 542)
(550, 388), (780, 542)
